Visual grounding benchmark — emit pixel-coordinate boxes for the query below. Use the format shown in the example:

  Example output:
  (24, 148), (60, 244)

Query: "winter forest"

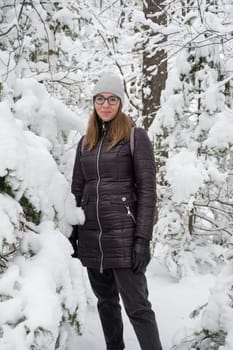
(0, 0), (233, 349)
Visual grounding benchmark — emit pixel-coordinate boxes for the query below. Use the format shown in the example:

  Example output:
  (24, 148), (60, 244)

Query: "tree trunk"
(142, 0), (167, 130)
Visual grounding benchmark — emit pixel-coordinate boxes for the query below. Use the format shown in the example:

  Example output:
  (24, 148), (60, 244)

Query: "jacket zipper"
(122, 197), (137, 224)
(96, 126), (106, 273)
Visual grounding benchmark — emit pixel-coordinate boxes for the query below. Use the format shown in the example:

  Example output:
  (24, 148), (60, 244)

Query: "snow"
(165, 149), (208, 202)
(204, 110), (233, 149)
(68, 259), (216, 350)
(202, 84), (225, 113)
(0, 221), (87, 350)
(0, 99), (83, 235)
(14, 78), (84, 143)
(0, 87), (85, 349)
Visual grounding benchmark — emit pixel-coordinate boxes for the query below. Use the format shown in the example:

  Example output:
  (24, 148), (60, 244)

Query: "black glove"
(69, 225), (78, 258)
(132, 237), (151, 273)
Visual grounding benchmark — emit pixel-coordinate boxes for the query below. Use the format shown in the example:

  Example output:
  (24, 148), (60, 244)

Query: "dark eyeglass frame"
(94, 94), (120, 105)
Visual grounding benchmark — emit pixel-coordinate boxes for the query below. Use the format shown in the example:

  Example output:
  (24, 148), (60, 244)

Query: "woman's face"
(94, 93), (121, 122)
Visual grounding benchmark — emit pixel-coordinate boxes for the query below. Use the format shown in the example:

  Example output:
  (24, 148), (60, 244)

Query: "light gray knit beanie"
(93, 72), (124, 104)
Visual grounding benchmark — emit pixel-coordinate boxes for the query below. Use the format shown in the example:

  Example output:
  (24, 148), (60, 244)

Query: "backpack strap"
(81, 135), (86, 154)
(130, 126), (135, 157)
(81, 127), (135, 156)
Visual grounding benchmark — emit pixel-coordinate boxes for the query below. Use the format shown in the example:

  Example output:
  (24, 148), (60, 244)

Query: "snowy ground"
(68, 259), (216, 350)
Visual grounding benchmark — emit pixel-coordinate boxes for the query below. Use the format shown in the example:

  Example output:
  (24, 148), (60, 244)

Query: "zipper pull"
(102, 122), (106, 134)
(122, 197), (131, 216)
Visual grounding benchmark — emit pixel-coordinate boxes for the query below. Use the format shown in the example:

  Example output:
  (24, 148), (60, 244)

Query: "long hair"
(85, 105), (133, 150)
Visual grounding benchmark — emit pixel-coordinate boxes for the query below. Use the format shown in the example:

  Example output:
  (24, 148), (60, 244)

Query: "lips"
(101, 111), (112, 116)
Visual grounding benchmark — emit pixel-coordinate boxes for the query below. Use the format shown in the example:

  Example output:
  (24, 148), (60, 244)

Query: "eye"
(95, 95), (105, 104)
(108, 96), (119, 104)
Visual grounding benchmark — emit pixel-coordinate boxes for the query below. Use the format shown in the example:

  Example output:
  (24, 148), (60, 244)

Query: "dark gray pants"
(87, 268), (162, 350)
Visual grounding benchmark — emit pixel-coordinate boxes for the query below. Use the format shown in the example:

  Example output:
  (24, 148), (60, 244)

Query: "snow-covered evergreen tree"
(0, 86), (88, 348)
(148, 0), (233, 348)
(150, 0), (233, 277)
(0, 1), (87, 348)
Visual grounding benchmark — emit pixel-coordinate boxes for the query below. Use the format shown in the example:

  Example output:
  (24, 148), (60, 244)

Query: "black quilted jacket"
(71, 125), (156, 271)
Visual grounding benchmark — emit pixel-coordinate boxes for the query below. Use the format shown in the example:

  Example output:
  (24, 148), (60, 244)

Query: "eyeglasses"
(94, 95), (120, 105)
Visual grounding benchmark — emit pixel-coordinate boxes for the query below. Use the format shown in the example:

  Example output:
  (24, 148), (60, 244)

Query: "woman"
(71, 72), (162, 350)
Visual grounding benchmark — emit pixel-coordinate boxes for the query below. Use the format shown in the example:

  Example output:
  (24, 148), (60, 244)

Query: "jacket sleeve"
(71, 137), (85, 206)
(133, 128), (156, 241)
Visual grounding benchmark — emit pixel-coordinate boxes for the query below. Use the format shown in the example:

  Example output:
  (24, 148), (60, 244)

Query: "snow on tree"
(148, 0), (233, 348)
(172, 261), (233, 350)
(0, 92), (87, 348)
(0, 0), (150, 348)
(0, 1), (88, 348)
(149, 0), (233, 277)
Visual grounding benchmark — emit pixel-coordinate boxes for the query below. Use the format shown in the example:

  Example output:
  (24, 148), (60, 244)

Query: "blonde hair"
(85, 106), (133, 150)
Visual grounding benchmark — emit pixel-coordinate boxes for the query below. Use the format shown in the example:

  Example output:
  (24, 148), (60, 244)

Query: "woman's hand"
(132, 237), (151, 273)
(69, 225), (78, 258)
